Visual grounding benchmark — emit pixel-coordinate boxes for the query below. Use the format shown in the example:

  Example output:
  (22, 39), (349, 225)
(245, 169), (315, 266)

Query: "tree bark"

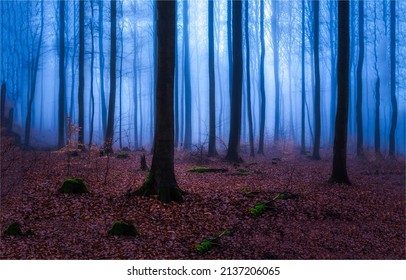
(312, 0), (321, 160)
(271, 0), (280, 142)
(104, 0), (117, 153)
(78, 0), (85, 148)
(225, 0), (243, 163)
(134, 0), (183, 203)
(356, 0), (364, 156)
(389, 0), (397, 156)
(245, 0), (254, 158)
(258, 0), (266, 155)
(208, 0), (217, 156)
(330, 0), (351, 185)
(58, 0), (65, 149)
(183, 0), (192, 150)
(300, 0), (306, 154)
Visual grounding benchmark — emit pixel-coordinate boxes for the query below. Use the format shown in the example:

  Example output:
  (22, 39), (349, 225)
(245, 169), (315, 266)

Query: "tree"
(24, 0), (44, 147)
(356, 0), (364, 156)
(104, 0), (117, 153)
(225, 0), (243, 163)
(77, 0), (85, 148)
(389, 0), (397, 156)
(372, 0), (381, 155)
(311, 0), (321, 160)
(257, 0), (266, 155)
(300, 0), (306, 154)
(329, 0), (351, 185)
(58, 0), (65, 149)
(207, 0), (217, 156)
(98, 0), (107, 136)
(89, 0), (95, 147)
(271, 0), (280, 142)
(134, 0), (184, 203)
(183, 0), (192, 150)
(245, 0), (254, 157)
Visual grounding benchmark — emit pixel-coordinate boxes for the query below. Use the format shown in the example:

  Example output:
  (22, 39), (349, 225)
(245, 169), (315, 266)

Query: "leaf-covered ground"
(1, 140), (405, 259)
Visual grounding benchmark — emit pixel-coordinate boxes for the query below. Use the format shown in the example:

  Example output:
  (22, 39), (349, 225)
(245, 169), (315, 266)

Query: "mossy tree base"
(58, 178), (89, 194)
(133, 171), (184, 204)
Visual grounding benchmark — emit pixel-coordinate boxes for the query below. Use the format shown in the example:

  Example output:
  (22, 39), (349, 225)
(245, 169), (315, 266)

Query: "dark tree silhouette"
(258, 0), (266, 155)
(78, 0), (85, 148)
(104, 0), (117, 153)
(312, 0), (321, 160)
(58, 0), (65, 149)
(271, 0), (280, 142)
(356, 0), (364, 156)
(225, 0), (243, 163)
(89, 0), (95, 147)
(98, 0), (107, 136)
(245, 0), (254, 158)
(300, 0), (306, 154)
(134, 0), (184, 203)
(1, 83), (5, 127)
(389, 0), (397, 156)
(329, 0), (351, 185)
(208, 0), (217, 157)
(372, 1), (381, 155)
(183, 0), (192, 151)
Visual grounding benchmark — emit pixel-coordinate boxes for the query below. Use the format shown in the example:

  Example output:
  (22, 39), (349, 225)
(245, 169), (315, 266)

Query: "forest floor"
(1, 137), (405, 259)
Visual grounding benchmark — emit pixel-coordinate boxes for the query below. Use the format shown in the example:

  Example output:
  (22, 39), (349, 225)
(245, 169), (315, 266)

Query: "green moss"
(195, 240), (213, 254)
(108, 221), (138, 236)
(58, 178), (89, 194)
(116, 152), (129, 159)
(4, 222), (23, 236)
(249, 202), (268, 217)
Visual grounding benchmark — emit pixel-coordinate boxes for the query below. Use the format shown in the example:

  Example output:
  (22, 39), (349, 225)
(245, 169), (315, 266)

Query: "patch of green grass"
(195, 240), (213, 254)
(249, 202), (267, 217)
(3, 222), (23, 236)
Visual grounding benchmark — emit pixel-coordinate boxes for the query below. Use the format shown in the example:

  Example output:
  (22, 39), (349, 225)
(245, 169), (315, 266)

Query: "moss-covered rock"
(108, 221), (138, 236)
(116, 152), (129, 159)
(58, 178), (89, 194)
(3, 222), (23, 236)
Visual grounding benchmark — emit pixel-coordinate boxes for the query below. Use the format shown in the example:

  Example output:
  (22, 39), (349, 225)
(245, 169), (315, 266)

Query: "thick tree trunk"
(312, 0), (321, 160)
(330, 1), (351, 185)
(356, 0), (364, 156)
(208, 0), (217, 156)
(104, 0), (117, 153)
(134, 1), (183, 203)
(225, 0), (243, 163)
(258, 0), (266, 155)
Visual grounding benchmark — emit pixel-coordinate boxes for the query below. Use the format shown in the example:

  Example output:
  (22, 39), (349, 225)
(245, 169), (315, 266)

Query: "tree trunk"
(389, 0), (397, 156)
(134, 0), (183, 203)
(300, 0), (306, 154)
(104, 0), (117, 154)
(245, 0), (254, 158)
(58, 0), (65, 149)
(329, 0), (351, 185)
(225, 0), (243, 163)
(89, 0), (95, 147)
(356, 0), (364, 156)
(118, 3), (124, 149)
(183, 0), (192, 151)
(208, 0), (217, 156)
(78, 0), (85, 148)
(312, 0), (321, 160)
(271, 0), (280, 142)
(258, 0), (266, 155)
(373, 1), (380, 155)
(1, 83), (5, 127)
(98, 0), (107, 136)
(329, 1), (337, 144)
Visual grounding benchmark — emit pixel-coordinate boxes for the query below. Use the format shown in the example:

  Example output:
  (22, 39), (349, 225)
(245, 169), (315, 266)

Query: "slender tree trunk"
(227, 0), (233, 102)
(58, 0), (65, 148)
(89, 0), (95, 147)
(1, 83), (6, 127)
(119, 2), (123, 149)
(208, 0), (217, 156)
(330, 0), (351, 185)
(373, 1), (380, 155)
(99, 0), (107, 136)
(133, 27), (138, 150)
(356, 0), (364, 156)
(245, 0), (254, 158)
(312, 0), (321, 160)
(271, 0), (280, 142)
(301, 0), (306, 154)
(258, 0), (266, 155)
(69, 1), (77, 121)
(225, 0), (243, 163)
(183, 0), (192, 150)
(25, 0), (44, 148)
(78, 0), (85, 148)
(104, 0), (117, 153)
(329, 1), (337, 144)
(134, 1), (183, 203)
(389, 0), (397, 156)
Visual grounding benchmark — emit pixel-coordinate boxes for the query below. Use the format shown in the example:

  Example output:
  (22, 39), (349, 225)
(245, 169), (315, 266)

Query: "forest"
(1, 0), (405, 259)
